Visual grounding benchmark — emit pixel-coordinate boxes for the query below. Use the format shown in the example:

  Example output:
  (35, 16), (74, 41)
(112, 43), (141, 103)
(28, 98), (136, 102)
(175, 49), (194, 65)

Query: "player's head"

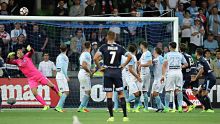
(107, 31), (116, 42)
(179, 43), (187, 52)
(128, 44), (137, 54)
(60, 43), (67, 53)
(139, 41), (148, 51)
(84, 41), (91, 52)
(153, 47), (162, 57)
(216, 49), (220, 59)
(168, 42), (177, 51)
(195, 48), (203, 58)
(43, 53), (49, 61)
(17, 49), (24, 58)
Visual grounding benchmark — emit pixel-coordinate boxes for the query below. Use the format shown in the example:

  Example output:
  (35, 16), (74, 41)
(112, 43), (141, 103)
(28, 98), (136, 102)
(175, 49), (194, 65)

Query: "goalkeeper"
(7, 45), (61, 110)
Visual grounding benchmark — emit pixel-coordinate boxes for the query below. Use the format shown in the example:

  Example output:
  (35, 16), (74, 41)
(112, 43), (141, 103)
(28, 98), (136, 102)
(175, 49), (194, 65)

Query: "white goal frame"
(0, 16), (179, 46)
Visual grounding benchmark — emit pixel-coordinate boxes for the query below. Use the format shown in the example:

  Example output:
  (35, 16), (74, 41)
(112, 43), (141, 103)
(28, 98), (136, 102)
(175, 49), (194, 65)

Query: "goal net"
(0, 16), (178, 108)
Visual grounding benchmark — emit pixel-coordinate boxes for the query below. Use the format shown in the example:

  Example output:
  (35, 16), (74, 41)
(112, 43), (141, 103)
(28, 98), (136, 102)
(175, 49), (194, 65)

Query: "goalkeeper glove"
(26, 45), (32, 51)
(7, 52), (15, 58)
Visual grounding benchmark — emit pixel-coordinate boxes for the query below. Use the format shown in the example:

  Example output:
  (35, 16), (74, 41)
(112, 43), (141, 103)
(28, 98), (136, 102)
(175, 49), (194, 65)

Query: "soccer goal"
(0, 16), (178, 108)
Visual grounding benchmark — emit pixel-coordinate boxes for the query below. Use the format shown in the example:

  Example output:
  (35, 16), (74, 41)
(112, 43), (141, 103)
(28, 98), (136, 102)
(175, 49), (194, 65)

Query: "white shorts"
(126, 78), (139, 94)
(122, 73), (128, 87)
(78, 70), (91, 91)
(141, 74), (151, 92)
(165, 72), (183, 91)
(151, 79), (165, 94)
(56, 72), (69, 92)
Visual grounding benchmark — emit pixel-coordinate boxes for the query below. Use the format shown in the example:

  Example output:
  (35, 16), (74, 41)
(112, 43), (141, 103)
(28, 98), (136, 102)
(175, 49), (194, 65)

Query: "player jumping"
(55, 44), (70, 112)
(161, 42), (188, 113)
(78, 42), (93, 112)
(7, 45), (61, 110)
(94, 31), (132, 122)
(138, 41), (153, 112)
(152, 47), (165, 112)
(191, 48), (216, 112)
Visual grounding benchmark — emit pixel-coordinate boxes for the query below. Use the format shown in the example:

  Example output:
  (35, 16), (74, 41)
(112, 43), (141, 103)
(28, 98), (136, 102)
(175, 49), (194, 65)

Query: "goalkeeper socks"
(79, 94), (89, 109)
(203, 95), (212, 110)
(183, 91), (193, 106)
(51, 85), (59, 95)
(126, 94), (136, 103)
(35, 95), (47, 106)
(120, 97), (127, 117)
(155, 96), (162, 109)
(107, 98), (114, 117)
(165, 92), (171, 108)
(143, 92), (149, 110)
(113, 91), (119, 110)
(176, 91), (183, 107)
(57, 93), (67, 108)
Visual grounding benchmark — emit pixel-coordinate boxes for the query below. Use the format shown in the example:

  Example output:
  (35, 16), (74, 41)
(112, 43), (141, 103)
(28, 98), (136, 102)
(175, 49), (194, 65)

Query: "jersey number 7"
(110, 51), (116, 64)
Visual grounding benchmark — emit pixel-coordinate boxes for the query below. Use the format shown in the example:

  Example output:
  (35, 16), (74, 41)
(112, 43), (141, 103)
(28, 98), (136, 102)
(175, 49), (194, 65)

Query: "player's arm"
(82, 61), (92, 74)
(161, 60), (168, 83)
(94, 51), (102, 70)
(25, 45), (34, 58)
(121, 53), (132, 69)
(191, 65), (204, 82)
(128, 65), (141, 82)
(181, 55), (188, 69)
(139, 53), (153, 67)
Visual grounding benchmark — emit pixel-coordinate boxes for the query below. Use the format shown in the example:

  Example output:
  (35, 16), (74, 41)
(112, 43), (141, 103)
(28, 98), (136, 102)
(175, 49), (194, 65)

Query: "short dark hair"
(154, 47), (162, 55)
(169, 42), (177, 49)
(204, 49), (211, 54)
(198, 8), (203, 12)
(43, 52), (49, 56)
(180, 43), (187, 52)
(84, 41), (91, 49)
(60, 43), (67, 52)
(196, 48), (203, 56)
(139, 41), (148, 48)
(128, 44), (137, 53)
(216, 49), (220, 53)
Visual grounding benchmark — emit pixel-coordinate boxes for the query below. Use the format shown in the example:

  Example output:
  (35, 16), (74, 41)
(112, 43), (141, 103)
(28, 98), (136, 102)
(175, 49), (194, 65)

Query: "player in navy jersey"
(179, 43), (196, 112)
(191, 48), (216, 112)
(94, 31), (132, 122)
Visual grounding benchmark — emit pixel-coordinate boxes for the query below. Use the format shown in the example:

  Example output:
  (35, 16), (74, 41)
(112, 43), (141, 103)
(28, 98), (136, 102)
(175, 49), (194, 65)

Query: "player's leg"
(114, 77), (128, 122)
(175, 74), (184, 113)
(152, 80), (164, 111)
(31, 87), (49, 110)
(43, 77), (60, 96)
(55, 77), (69, 112)
(142, 74), (151, 112)
(113, 90), (119, 112)
(0, 88), (2, 112)
(78, 74), (91, 112)
(164, 75), (175, 112)
(182, 77), (194, 107)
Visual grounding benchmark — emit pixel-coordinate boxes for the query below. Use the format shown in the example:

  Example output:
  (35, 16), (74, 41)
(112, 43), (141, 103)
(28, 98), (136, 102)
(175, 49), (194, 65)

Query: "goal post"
(0, 16), (179, 108)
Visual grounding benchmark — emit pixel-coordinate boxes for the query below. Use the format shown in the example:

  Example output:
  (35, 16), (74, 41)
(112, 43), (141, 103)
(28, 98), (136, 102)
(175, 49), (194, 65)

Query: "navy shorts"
(202, 73), (216, 92)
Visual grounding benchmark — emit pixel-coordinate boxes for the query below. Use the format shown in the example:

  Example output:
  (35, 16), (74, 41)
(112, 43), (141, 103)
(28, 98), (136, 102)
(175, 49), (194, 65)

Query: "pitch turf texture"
(1, 109), (220, 124)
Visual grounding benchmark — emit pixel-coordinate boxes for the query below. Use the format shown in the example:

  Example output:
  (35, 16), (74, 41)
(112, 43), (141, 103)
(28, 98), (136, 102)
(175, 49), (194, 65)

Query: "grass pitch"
(0, 108), (220, 124)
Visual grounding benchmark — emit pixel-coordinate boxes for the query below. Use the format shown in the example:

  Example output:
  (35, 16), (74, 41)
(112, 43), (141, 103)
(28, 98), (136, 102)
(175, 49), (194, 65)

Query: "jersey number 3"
(110, 51), (116, 64)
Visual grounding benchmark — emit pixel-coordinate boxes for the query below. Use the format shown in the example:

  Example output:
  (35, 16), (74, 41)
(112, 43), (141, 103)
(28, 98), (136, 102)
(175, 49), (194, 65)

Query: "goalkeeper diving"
(7, 45), (61, 110)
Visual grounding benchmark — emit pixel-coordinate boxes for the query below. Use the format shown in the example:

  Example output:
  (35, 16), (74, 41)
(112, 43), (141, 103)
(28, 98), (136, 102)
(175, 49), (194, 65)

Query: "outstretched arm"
(25, 45), (35, 58)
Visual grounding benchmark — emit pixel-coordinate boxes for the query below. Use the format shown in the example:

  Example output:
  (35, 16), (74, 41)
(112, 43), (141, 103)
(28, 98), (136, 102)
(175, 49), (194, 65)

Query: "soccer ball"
(7, 98), (16, 105)
(20, 7), (29, 16)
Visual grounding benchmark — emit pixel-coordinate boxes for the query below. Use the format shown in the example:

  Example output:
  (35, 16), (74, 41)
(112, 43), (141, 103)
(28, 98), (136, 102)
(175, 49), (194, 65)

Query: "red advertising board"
(0, 78), (59, 107)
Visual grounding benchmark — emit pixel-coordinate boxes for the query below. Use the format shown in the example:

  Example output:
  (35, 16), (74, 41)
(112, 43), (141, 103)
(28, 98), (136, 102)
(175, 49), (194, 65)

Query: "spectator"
(165, 0), (179, 10)
(197, 8), (207, 26)
(10, 22), (27, 51)
(117, 0), (132, 16)
(97, 24), (107, 46)
(0, 2), (9, 15)
(91, 41), (98, 57)
(155, 0), (166, 15)
(112, 8), (119, 16)
(0, 53), (4, 77)
(89, 31), (98, 43)
(200, 1), (209, 17)
(140, 0), (147, 9)
(29, 24), (48, 65)
(190, 18), (205, 54)
(163, 46), (169, 55)
(181, 10), (193, 45)
(175, 4), (185, 26)
(69, 0), (85, 16)
(54, 0), (68, 16)
(101, 0), (115, 15)
(7, 0), (19, 15)
(60, 26), (75, 47)
(187, 0), (199, 19)
(208, 6), (220, 42)
(204, 33), (219, 52)
(0, 24), (10, 58)
(207, 0), (217, 12)
(11, 34), (27, 52)
(85, 0), (101, 16)
(211, 49), (220, 77)
(204, 49), (213, 63)
(38, 53), (56, 77)
(143, 0), (160, 17)
(134, 0), (144, 17)
(156, 42), (163, 50)
(69, 29), (86, 70)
